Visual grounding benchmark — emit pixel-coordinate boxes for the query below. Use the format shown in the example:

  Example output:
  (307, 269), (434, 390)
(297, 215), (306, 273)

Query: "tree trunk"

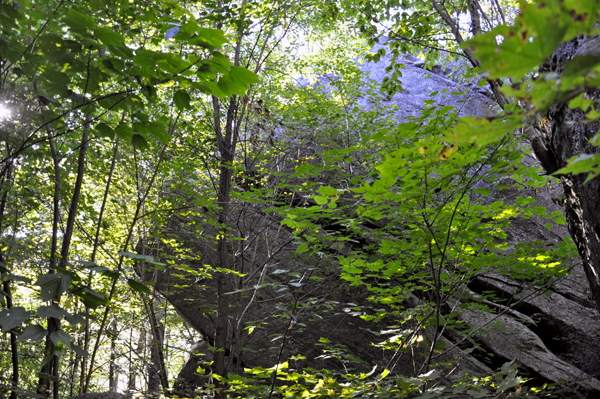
(145, 298), (168, 393)
(147, 325), (162, 395)
(109, 318), (118, 392)
(538, 37), (600, 311)
(0, 161), (18, 399)
(126, 328), (145, 398)
(430, 4), (600, 312)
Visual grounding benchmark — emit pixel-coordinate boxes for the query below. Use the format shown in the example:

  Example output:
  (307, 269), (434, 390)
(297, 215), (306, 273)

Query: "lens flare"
(0, 104), (11, 120)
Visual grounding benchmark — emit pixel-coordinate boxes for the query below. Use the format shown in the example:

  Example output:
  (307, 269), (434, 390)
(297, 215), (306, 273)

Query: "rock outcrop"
(140, 39), (600, 398)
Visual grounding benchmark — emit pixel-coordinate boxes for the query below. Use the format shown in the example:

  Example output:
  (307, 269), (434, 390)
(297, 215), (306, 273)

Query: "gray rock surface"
(357, 40), (497, 120)
(473, 272), (600, 378)
(457, 306), (600, 393)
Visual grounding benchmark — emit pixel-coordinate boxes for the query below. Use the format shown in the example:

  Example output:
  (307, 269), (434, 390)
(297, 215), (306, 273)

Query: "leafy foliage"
(0, 0), (594, 397)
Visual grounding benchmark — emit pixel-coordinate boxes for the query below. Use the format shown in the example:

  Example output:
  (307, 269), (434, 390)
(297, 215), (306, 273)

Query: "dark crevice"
(468, 276), (600, 378)
(442, 330), (554, 391)
(553, 290), (596, 310)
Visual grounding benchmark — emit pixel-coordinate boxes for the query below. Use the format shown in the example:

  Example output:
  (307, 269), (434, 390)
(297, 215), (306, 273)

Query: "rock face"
(357, 40), (498, 120)
(141, 209), (397, 375)
(141, 40), (600, 397)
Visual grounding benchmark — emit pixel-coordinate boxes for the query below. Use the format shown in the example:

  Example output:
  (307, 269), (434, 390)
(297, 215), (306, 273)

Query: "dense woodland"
(1, 0), (600, 398)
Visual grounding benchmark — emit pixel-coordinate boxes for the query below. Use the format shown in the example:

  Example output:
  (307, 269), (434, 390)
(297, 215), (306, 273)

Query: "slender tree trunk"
(80, 137), (119, 394)
(211, 93), (235, 399)
(70, 329), (80, 398)
(85, 143), (167, 392)
(209, 28), (249, 398)
(467, 0), (483, 36)
(127, 327), (145, 398)
(3, 279), (19, 399)
(145, 297), (168, 392)
(109, 318), (118, 392)
(38, 119), (62, 398)
(147, 323), (162, 396)
(213, 159), (233, 399)
(39, 114), (91, 397)
(0, 161), (18, 399)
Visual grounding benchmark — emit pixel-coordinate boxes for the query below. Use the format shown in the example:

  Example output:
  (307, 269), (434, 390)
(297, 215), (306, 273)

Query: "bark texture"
(539, 35), (600, 311)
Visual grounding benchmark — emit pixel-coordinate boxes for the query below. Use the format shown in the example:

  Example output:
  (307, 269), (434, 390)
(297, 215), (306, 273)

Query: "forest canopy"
(0, 0), (600, 398)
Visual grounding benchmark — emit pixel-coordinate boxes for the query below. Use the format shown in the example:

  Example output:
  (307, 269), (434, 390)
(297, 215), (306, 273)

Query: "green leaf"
(228, 66), (260, 86)
(131, 133), (149, 151)
(18, 325), (47, 342)
(0, 307), (31, 332)
(127, 279), (151, 294)
(475, 188), (492, 196)
(95, 27), (125, 46)
(78, 287), (107, 309)
(37, 304), (69, 319)
(118, 251), (154, 262)
(177, 22), (228, 49)
(318, 186), (339, 196)
(134, 49), (167, 72)
(95, 123), (115, 139)
(296, 243), (308, 254)
(55, 266), (81, 282)
(72, 343), (89, 358)
(465, 1), (569, 79)
(497, 371), (522, 391)
(314, 196), (328, 205)
(198, 81), (227, 97)
(209, 52), (233, 69)
(174, 90), (192, 111)
(451, 113), (523, 146)
(64, 313), (86, 327)
(36, 273), (71, 302)
(63, 9), (96, 35)
(147, 121), (170, 143)
(216, 66), (260, 96)
(40, 353), (54, 368)
(50, 330), (73, 347)
(563, 55), (600, 78)
(554, 153), (600, 182)
(98, 93), (128, 111)
(115, 124), (134, 141)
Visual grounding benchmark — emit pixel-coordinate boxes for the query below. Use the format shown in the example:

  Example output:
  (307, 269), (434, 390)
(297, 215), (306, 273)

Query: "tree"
(0, 0), (258, 396)
(421, 0), (600, 310)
